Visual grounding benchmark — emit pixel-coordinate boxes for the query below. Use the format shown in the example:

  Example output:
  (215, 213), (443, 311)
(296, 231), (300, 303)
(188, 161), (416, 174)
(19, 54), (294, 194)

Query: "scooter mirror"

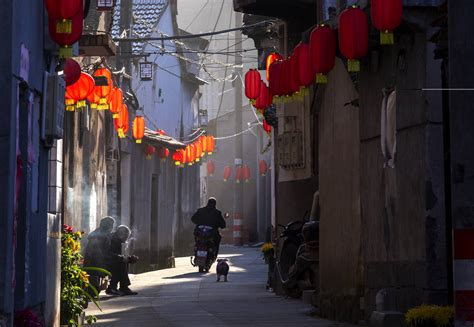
(224, 213), (230, 219)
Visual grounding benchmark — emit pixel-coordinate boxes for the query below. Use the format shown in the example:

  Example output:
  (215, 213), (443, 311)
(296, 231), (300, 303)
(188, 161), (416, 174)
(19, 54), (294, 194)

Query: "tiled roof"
(112, 0), (168, 54)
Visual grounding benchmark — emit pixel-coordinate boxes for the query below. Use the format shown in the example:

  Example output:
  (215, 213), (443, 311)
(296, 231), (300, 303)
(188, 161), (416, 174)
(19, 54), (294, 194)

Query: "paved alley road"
(87, 246), (353, 327)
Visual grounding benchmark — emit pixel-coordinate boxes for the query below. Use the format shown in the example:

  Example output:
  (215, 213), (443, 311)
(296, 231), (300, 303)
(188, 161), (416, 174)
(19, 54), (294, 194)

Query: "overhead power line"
(113, 20), (276, 42)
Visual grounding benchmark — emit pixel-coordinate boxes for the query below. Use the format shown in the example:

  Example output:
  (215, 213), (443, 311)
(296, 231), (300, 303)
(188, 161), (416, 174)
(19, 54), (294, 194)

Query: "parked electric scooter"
(190, 225), (217, 273)
(275, 213), (319, 298)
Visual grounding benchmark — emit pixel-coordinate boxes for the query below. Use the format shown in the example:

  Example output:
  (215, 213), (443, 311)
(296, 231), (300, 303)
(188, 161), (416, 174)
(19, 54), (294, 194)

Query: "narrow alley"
(86, 247), (348, 327)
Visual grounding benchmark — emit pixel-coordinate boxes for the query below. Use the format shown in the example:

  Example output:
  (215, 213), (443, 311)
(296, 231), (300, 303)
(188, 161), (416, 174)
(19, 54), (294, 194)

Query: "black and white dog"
(216, 258), (229, 282)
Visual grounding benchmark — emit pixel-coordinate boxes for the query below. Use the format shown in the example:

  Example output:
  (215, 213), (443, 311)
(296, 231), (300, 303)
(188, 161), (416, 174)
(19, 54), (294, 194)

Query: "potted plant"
(261, 243), (275, 290)
(60, 225), (110, 326)
(405, 304), (454, 327)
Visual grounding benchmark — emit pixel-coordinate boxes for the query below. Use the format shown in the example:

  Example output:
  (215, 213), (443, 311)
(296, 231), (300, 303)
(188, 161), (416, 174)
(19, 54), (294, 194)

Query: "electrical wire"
(113, 19), (276, 42)
(184, 0), (210, 30)
(215, 5), (233, 120)
(214, 123), (260, 140)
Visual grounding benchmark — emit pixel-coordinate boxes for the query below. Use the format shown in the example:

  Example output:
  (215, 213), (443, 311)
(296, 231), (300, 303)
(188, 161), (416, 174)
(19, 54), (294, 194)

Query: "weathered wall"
(317, 59), (362, 322)
(358, 27), (447, 318)
(63, 109), (108, 235)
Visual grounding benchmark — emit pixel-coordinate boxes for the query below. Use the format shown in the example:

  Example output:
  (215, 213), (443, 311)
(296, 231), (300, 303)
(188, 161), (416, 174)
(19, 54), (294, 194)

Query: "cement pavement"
(86, 246), (354, 327)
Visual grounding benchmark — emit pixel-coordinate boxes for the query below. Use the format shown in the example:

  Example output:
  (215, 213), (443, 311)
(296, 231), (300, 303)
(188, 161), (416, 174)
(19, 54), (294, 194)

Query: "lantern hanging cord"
(112, 20), (277, 42)
(214, 122), (261, 140)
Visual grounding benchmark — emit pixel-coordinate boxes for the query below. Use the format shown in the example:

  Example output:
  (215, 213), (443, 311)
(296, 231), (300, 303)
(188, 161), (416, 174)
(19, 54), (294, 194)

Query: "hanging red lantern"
(114, 104), (129, 138)
(87, 91), (100, 109)
(259, 160), (268, 176)
(207, 160), (215, 177)
(371, 0), (402, 45)
(144, 145), (155, 160)
(189, 144), (197, 165)
(339, 6), (369, 72)
(310, 25), (337, 83)
(195, 141), (203, 161)
(63, 59), (81, 86)
(199, 135), (207, 157)
(47, 7), (84, 58)
(109, 87), (123, 118)
(93, 67), (114, 110)
(269, 60), (283, 99)
(263, 120), (271, 134)
(45, 0), (83, 34)
(280, 59), (292, 97)
(223, 166), (232, 182)
(242, 165), (251, 183)
(207, 136), (215, 155)
(244, 69), (261, 103)
(292, 43), (314, 89)
(132, 115), (145, 144)
(65, 72), (95, 111)
(235, 166), (243, 184)
(173, 150), (184, 166)
(289, 54), (301, 96)
(254, 81), (273, 111)
(266, 52), (283, 82)
(157, 147), (169, 162)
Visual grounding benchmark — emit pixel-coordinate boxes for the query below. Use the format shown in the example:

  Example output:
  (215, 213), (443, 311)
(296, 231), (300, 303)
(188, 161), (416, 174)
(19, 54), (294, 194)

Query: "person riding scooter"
(191, 197), (226, 256)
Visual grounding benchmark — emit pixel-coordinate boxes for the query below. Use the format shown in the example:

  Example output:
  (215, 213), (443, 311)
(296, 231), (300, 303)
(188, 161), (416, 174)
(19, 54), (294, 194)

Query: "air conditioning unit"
(42, 72), (65, 141)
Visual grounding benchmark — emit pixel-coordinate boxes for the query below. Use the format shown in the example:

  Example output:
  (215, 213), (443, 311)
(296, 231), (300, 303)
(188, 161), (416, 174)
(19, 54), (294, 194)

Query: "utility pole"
(233, 11), (243, 246)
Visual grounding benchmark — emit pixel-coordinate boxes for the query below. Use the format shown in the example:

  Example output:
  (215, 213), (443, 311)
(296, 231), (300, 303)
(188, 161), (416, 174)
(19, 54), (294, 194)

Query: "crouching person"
(105, 225), (139, 296)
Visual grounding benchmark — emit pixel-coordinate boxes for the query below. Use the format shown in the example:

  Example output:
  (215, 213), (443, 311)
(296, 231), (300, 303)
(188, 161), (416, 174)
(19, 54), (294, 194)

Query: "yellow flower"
(405, 305), (453, 327)
(261, 242), (274, 254)
(79, 271), (89, 283)
(72, 241), (80, 252)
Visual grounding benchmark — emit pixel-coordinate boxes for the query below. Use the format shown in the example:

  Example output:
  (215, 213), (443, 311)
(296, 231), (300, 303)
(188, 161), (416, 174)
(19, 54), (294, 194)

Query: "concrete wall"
(317, 59), (362, 322)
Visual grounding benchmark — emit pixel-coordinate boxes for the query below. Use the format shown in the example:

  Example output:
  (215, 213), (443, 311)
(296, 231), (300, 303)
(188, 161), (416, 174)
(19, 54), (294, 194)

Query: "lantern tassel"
(136, 139), (142, 144)
(146, 155), (152, 160)
(90, 103), (98, 109)
(56, 19), (72, 34)
(347, 59), (360, 72)
(76, 100), (86, 108)
(316, 73), (328, 84)
(380, 30), (394, 45)
(66, 105), (75, 112)
(112, 114), (119, 118)
(59, 46), (73, 59)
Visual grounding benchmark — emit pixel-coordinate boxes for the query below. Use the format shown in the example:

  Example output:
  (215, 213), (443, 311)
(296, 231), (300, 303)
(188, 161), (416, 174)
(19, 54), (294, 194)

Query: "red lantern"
(371, 0), (402, 45)
(310, 25), (336, 83)
(223, 166), (232, 182)
(63, 59), (81, 86)
(244, 69), (261, 103)
(157, 147), (169, 162)
(266, 53), (283, 82)
(195, 141), (203, 161)
(132, 115), (145, 144)
(259, 160), (268, 176)
(292, 43), (314, 88)
(263, 120), (271, 134)
(339, 6), (369, 72)
(93, 67), (113, 110)
(45, 0), (83, 33)
(269, 60), (283, 99)
(173, 150), (184, 166)
(188, 144), (197, 165)
(144, 145), (156, 160)
(207, 160), (215, 176)
(200, 135), (208, 156)
(235, 166), (243, 184)
(280, 59), (292, 97)
(242, 165), (251, 183)
(47, 7), (84, 58)
(65, 72), (95, 111)
(207, 136), (215, 155)
(114, 104), (129, 138)
(254, 81), (273, 111)
(87, 91), (100, 109)
(109, 87), (123, 118)
(156, 129), (166, 135)
(289, 54), (301, 96)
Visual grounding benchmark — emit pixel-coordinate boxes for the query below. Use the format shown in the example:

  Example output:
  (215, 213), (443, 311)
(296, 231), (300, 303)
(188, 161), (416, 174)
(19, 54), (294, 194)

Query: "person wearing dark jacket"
(105, 225), (139, 296)
(191, 197), (227, 255)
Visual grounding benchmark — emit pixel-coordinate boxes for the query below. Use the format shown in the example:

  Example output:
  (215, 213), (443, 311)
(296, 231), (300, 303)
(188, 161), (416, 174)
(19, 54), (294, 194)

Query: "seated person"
(105, 225), (139, 296)
(84, 216), (116, 289)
